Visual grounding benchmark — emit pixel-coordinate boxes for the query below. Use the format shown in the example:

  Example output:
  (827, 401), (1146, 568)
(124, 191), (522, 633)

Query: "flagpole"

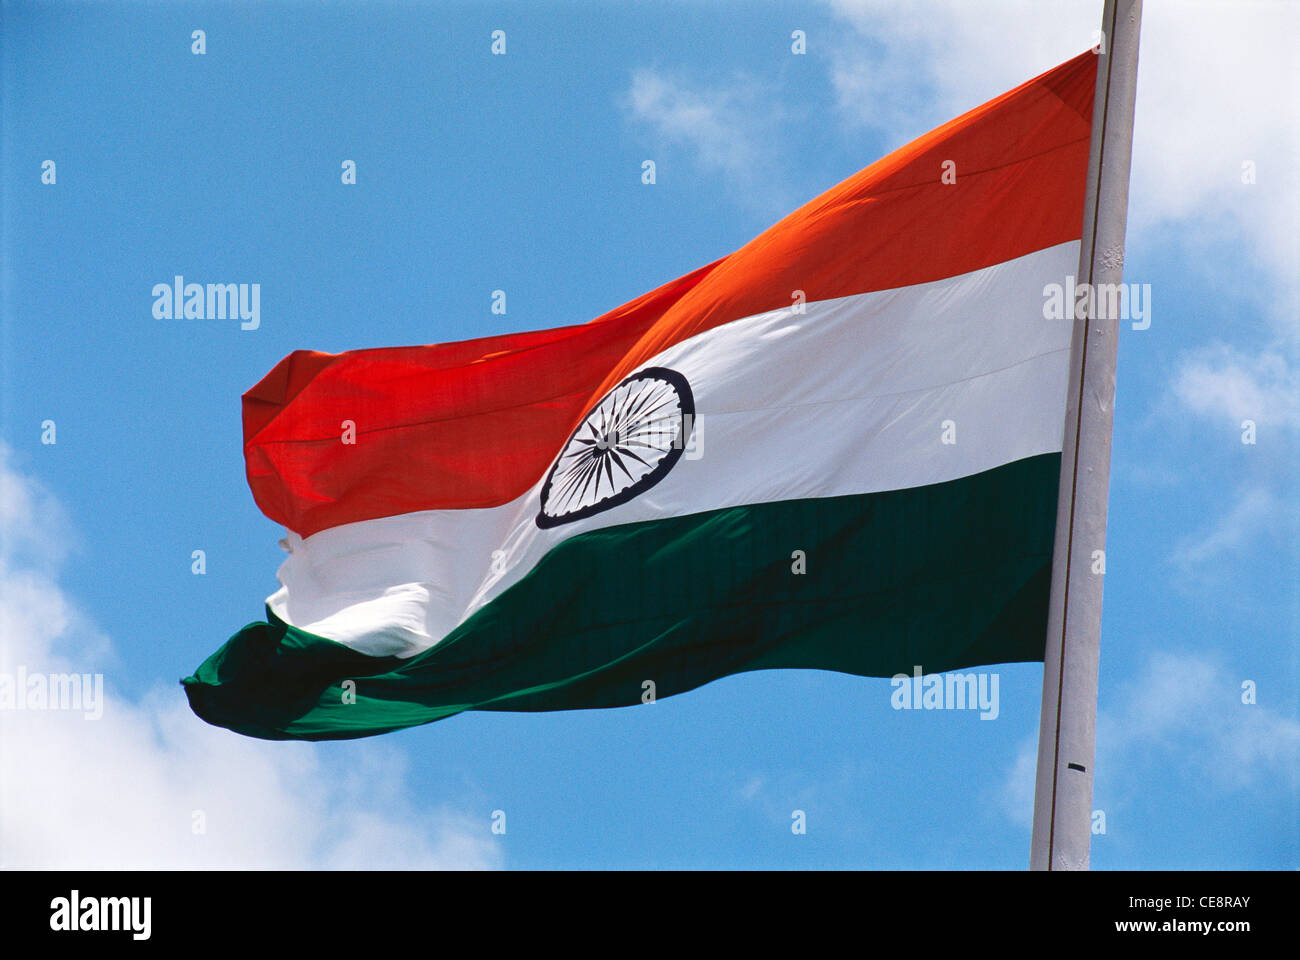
(1029, 0), (1142, 871)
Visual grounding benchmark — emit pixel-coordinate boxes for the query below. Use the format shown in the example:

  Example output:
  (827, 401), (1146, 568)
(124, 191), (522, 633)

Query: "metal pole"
(1029, 0), (1142, 871)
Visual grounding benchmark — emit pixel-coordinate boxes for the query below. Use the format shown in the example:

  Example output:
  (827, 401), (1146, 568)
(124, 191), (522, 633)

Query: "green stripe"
(183, 454), (1060, 740)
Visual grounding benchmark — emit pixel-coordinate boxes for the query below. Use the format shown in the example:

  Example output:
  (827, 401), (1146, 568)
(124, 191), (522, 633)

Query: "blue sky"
(2, 0), (1295, 869)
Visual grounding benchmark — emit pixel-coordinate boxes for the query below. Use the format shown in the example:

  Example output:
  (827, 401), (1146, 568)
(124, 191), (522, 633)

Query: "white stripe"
(268, 241), (1077, 656)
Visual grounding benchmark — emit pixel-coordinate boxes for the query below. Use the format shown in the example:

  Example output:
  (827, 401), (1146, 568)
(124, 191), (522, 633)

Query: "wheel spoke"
(539, 369), (691, 525)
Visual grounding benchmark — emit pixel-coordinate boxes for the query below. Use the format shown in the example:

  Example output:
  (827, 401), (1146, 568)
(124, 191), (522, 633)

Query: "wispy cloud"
(997, 650), (1300, 826)
(622, 67), (794, 216)
(826, 0), (1096, 145)
(1169, 483), (1294, 579)
(1098, 651), (1299, 792)
(996, 736), (1040, 828)
(1172, 343), (1300, 430)
(0, 445), (502, 869)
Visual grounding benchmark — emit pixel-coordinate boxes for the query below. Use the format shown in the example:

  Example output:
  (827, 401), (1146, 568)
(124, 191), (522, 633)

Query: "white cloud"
(0, 446), (502, 869)
(1123, 1), (1299, 288)
(1173, 343), (1300, 429)
(623, 68), (794, 216)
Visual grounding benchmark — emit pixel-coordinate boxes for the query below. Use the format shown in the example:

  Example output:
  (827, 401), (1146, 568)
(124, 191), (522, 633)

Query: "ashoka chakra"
(537, 367), (694, 528)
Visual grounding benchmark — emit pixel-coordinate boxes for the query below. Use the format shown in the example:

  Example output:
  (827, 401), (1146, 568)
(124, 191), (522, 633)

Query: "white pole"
(1029, 0), (1142, 871)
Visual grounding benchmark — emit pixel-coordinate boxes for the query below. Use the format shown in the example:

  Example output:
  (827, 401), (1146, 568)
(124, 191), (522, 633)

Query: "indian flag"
(184, 51), (1097, 741)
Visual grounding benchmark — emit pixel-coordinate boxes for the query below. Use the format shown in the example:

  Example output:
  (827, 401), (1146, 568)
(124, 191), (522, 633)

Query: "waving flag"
(184, 51), (1097, 741)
